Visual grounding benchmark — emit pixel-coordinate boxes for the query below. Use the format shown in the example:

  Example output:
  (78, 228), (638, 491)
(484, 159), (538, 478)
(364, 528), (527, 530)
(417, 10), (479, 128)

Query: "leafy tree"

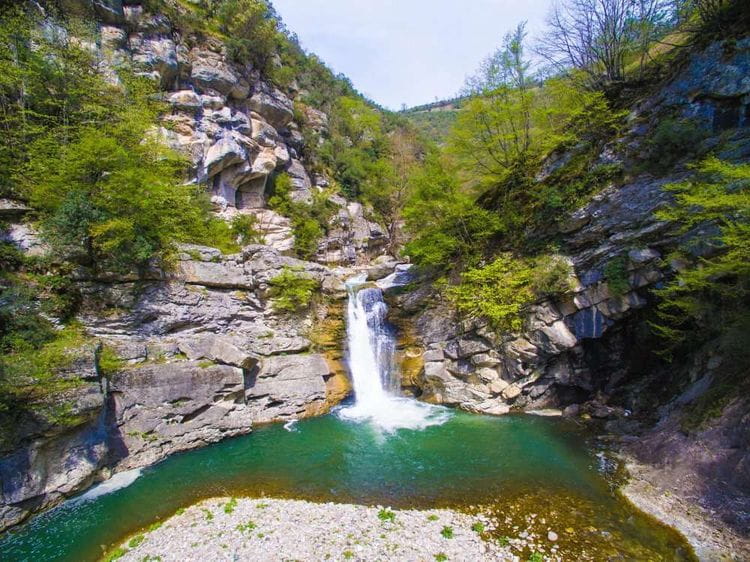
(451, 24), (535, 185)
(363, 125), (422, 253)
(403, 153), (503, 269)
(653, 158), (750, 358)
(216, 0), (281, 74)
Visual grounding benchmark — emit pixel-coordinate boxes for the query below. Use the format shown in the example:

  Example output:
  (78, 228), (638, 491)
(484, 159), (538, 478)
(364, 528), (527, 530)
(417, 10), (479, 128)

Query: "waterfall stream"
(336, 274), (450, 431)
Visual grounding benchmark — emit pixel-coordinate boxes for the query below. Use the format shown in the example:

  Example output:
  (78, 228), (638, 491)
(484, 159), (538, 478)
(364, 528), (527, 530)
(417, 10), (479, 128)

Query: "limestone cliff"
(0, 0), (387, 532)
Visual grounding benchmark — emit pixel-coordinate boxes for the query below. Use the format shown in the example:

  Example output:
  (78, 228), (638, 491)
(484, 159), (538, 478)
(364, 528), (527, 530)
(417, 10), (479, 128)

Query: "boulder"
(129, 35), (178, 88)
(177, 335), (257, 369)
(178, 253), (254, 290)
(247, 354), (331, 422)
(167, 90), (202, 112)
(204, 136), (246, 178)
(190, 49), (240, 96)
(247, 84), (294, 129)
(110, 361), (253, 469)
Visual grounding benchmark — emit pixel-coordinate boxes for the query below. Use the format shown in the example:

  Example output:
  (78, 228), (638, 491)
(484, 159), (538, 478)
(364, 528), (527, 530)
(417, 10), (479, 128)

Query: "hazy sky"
(272, 0), (553, 110)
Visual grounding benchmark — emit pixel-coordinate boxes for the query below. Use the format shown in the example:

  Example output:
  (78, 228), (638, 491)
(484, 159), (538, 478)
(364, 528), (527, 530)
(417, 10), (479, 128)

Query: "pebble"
(113, 497), (529, 562)
(548, 531), (559, 541)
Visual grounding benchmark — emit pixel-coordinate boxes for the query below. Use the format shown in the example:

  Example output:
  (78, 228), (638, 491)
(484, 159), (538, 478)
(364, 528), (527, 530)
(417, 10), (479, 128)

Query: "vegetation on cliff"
(401, 0), (748, 349)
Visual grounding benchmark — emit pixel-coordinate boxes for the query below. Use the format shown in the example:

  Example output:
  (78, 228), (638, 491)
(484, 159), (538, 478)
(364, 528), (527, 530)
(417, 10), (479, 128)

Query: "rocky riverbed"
(111, 498), (560, 562)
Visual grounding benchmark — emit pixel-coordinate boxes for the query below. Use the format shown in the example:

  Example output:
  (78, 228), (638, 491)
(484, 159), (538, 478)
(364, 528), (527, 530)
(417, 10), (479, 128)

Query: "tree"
(653, 158), (750, 358)
(216, 0), (281, 73)
(535, 0), (673, 84)
(403, 152), (502, 269)
(363, 125), (421, 254)
(450, 24), (535, 185)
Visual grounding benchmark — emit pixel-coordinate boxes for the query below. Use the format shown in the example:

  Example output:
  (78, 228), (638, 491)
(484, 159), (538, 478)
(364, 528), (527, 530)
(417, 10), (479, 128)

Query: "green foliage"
(98, 345), (124, 378)
(318, 96), (393, 201)
(471, 522), (485, 534)
(236, 520), (257, 533)
(404, 110), (458, 144)
(653, 158), (750, 358)
(216, 0), (281, 74)
(102, 547), (128, 562)
(440, 526), (454, 539)
(268, 266), (320, 313)
(680, 370), (741, 432)
(377, 508), (396, 523)
(128, 534), (145, 549)
(403, 153), (503, 269)
(0, 318), (89, 445)
(434, 554), (448, 562)
(644, 118), (706, 173)
(231, 214), (264, 246)
(528, 553), (544, 562)
(224, 497), (238, 514)
(0, 11), (236, 272)
(604, 256), (631, 296)
(448, 253), (574, 333)
(0, 242), (24, 271)
(268, 173), (335, 259)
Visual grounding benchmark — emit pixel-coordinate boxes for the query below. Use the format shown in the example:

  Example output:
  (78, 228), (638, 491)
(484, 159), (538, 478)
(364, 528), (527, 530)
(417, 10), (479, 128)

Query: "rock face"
(395, 38), (750, 418)
(0, 244), (350, 531)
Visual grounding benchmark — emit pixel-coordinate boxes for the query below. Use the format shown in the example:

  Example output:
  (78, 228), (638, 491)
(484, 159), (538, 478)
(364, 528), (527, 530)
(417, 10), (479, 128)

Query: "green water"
(0, 411), (692, 561)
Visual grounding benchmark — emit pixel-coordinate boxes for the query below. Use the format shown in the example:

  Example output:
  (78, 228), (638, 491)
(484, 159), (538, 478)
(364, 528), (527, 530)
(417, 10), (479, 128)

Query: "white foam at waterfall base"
(72, 468), (143, 503)
(337, 274), (451, 432)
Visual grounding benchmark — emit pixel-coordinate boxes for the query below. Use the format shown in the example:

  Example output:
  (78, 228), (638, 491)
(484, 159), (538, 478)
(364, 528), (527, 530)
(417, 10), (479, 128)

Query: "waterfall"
(337, 274), (450, 432)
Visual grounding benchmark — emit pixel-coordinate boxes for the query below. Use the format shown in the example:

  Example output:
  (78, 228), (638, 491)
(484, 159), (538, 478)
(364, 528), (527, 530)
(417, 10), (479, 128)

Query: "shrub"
(440, 526), (454, 539)
(603, 256), (631, 296)
(0, 242), (23, 271)
(97, 345), (123, 378)
(448, 253), (574, 332)
(224, 497), (238, 514)
(644, 118), (706, 173)
(268, 174), (333, 260)
(268, 266), (319, 313)
(231, 214), (264, 246)
(653, 158), (750, 358)
(377, 508), (396, 522)
(236, 520), (257, 533)
(216, 0), (280, 73)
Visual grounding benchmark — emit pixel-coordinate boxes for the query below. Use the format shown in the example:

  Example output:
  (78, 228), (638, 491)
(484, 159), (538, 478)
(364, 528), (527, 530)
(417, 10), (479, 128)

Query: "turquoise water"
(0, 411), (692, 561)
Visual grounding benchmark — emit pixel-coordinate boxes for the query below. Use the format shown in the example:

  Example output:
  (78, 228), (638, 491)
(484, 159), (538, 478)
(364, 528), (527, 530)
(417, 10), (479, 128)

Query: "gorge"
(0, 281), (692, 561)
(0, 0), (749, 560)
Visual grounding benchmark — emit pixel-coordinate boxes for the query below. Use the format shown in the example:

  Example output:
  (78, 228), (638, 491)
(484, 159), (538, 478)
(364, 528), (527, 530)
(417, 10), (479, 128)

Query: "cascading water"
(337, 274), (450, 431)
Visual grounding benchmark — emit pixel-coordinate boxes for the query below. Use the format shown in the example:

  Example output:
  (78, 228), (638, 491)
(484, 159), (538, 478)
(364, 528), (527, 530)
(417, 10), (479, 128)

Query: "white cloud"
(272, 0), (552, 109)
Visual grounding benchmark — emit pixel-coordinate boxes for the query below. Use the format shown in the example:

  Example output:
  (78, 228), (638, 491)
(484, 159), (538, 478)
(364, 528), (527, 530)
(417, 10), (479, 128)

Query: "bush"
(653, 158), (750, 358)
(644, 118), (706, 173)
(216, 0), (281, 74)
(448, 253), (573, 332)
(603, 256), (631, 296)
(0, 242), (24, 271)
(268, 174), (334, 260)
(268, 266), (320, 313)
(231, 214), (264, 246)
(403, 153), (503, 269)
(97, 345), (123, 378)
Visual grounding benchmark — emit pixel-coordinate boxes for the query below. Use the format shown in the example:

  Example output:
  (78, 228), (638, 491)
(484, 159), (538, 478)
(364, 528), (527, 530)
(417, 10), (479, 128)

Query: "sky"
(272, 0), (553, 110)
